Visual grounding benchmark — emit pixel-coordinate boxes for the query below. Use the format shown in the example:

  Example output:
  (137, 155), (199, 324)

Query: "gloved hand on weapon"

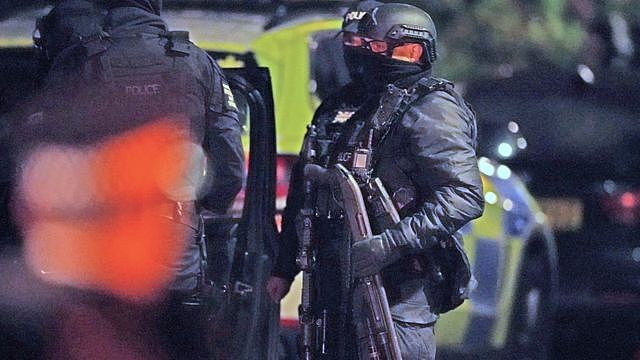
(351, 230), (405, 278)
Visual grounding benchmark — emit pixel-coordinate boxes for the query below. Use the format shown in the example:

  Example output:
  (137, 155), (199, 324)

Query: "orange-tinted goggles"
(343, 32), (390, 54)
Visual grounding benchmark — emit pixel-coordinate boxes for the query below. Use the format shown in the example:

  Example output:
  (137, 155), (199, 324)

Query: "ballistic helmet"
(33, 0), (103, 61)
(342, 1), (382, 33)
(358, 3), (438, 64)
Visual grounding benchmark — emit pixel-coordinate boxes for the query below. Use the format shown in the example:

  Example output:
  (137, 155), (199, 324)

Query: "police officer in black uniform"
(15, 1), (244, 358)
(30, 0), (244, 294)
(268, 3), (484, 359)
(101, 0), (245, 294)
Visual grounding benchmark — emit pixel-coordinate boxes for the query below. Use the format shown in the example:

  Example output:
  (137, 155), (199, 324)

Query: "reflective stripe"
(491, 239), (524, 347)
(464, 238), (501, 348)
(463, 313), (495, 348)
(490, 176), (534, 237)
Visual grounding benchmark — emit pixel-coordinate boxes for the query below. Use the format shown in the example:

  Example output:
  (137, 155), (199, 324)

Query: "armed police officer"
(28, 0), (244, 295)
(102, 0), (245, 296)
(268, 3), (484, 359)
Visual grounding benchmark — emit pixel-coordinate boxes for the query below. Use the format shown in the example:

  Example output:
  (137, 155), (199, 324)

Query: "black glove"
(351, 231), (405, 278)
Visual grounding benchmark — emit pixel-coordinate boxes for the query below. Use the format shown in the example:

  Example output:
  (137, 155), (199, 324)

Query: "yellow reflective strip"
(280, 273), (303, 320)
(0, 39), (32, 47)
(226, 96), (238, 110)
(491, 239), (523, 347)
(472, 175), (504, 241)
(217, 55), (245, 69)
(251, 18), (342, 155)
(436, 301), (473, 345)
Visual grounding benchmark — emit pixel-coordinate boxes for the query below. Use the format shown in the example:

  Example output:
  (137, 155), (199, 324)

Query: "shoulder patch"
(222, 81), (238, 112)
(333, 110), (355, 124)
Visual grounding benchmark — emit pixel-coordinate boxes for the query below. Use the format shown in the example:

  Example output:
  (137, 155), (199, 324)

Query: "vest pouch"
(422, 234), (472, 314)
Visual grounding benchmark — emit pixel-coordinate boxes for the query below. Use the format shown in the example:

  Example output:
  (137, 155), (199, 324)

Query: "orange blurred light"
(93, 119), (191, 203)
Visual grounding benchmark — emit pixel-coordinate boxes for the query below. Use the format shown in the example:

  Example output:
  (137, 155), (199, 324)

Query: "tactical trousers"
(352, 306), (436, 360)
(393, 321), (436, 360)
(163, 201), (201, 293)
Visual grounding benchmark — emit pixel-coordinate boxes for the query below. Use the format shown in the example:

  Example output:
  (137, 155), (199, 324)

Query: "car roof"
(0, 6), (345, 52)
(0, 7), (271, 50)
(164, 10), (270, 52)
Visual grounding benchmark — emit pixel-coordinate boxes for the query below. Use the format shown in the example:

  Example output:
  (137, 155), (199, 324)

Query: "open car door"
(203, 65), (279, 360)
(0, 45), (279, 358)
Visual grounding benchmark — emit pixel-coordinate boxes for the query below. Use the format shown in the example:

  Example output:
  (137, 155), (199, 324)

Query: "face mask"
(343, 46), (426, 92)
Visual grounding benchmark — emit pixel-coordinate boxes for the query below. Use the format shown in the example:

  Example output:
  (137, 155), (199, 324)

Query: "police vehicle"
(0, 1), (558, 358)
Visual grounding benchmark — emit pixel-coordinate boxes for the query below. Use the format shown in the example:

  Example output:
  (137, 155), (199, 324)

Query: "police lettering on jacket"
(125, 83), (161, 96)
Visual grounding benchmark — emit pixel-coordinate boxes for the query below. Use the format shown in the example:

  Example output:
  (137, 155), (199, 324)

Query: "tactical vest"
(318, 77), (476, 315)
(312, 77), (473, 220)
(78, 31), (207, 144)
(329, 77), (475, 178)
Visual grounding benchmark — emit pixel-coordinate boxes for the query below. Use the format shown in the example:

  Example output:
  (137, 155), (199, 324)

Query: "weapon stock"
(332, 164), (403, 360)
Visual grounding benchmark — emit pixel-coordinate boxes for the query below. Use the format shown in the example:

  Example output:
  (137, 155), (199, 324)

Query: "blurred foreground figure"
(16, 120), (197, 301)
(6, 0), (244, 358)
(268, 2), (484, 359)
(12, 121), (194, 360)
(95, 0), (245, 296)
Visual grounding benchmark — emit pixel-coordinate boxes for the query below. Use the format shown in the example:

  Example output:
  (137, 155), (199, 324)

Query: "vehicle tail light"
(279, 318), (299, 329)
(275, 155), (299, 231)
(601, 190), (640, 225)
(276, 155), (297, 202)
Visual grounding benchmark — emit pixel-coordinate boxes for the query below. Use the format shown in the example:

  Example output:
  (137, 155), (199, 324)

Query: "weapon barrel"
(297, 125), (319, 359)
(332, 164), (403, 360)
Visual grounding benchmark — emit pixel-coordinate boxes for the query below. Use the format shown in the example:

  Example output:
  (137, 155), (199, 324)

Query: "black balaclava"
(343, 46), (428, 93)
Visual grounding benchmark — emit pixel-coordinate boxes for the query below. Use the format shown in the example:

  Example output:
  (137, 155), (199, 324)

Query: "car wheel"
(506, 249), (555, 360)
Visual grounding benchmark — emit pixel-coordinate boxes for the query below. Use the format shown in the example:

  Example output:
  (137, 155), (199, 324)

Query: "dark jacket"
(273, 81), (366, 279)
(17, 0), (244, 291)
(108, 1), (244, 213)
(274, 74), (484, 320)
(39, 0), (244, 214)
